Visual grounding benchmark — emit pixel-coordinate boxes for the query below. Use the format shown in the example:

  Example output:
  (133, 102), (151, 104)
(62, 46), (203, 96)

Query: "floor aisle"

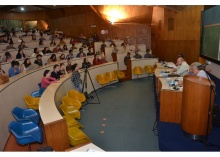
(79, 78), (159, 151)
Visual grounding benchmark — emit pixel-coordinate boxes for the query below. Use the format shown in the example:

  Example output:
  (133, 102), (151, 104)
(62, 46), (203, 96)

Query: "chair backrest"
(144, 65), (153, 74)
(12, 107), (25, 120)
(8, 121), (23, 136)
(133, 66), (143, 74)
(24, 95), (33, 104)
(62, 96), (81, 105)
(67, 90), (80, 98)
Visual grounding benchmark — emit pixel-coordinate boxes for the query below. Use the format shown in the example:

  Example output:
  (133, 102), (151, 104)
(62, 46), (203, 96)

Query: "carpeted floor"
(79, 78), (159, 151)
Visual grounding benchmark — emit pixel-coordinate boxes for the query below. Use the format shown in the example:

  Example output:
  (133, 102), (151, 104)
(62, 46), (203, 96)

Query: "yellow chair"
(63, 115), (83, 129)
(68, 127), (91, 147)
(144, 65), (154, 77)
(133, 66), (143, 78)
(67, 90), (86, 103)
(60, 104), (81, 119)
(96, 74), (110, 87)
(152, 64), (157, 72)
(62, 96), (82, 110)
(113, 70), (125, 79)
(106, 71), (118, 83)
(23, 95), (40, 110)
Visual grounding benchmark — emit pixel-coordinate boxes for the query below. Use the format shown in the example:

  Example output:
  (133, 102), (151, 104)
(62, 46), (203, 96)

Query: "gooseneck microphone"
(197, 63), (209, 69)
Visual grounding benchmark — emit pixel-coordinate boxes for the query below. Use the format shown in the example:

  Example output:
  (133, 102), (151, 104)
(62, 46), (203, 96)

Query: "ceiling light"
(20, 7), (24, 11)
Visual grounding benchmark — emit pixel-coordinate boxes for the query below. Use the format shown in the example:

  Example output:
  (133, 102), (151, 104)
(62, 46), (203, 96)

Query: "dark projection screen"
(201, 5), (220, 65)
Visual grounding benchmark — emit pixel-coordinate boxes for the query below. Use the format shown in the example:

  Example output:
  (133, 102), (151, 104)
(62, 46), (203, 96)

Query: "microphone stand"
(200, 66), (220, 150)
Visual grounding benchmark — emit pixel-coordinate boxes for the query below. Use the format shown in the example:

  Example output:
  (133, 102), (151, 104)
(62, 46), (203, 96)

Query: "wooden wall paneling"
(44, 119), (70, 151)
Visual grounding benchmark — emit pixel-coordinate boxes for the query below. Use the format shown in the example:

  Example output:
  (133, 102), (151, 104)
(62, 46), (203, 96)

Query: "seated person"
(50, 39), (56, 46)
(190, 62), (209, 79)
(63, 45), (68, 51)
(0, 63), (9, 85)
(59, 38), (66, 46)
(18, 41), (28, 50)
(18, 36), (23, 43)
(133, 51), (142, 59)
(82, 58), (92, 69)
(87, 47), (95, 56)
(5, 42), (16, 50)
(60, 63), (66, 75)
(47, 54), (57, 64)
(144, 49), (152, 58)
(79, 33), (86, 43)
(8, 60), (20, 77)
(110, 41), (116, 47)
(20, 58), (32, 73)
(81, 42), (87, 48)
(34, 54), (43, 67)
(16, 49), (27, 59)
(93, 54), (102, 65)
(51, 64), (64, 80)
(76, 48), (86, 58)
(172, 57), (189, 76)
(39, 36), (46, 45)
(66, 50), (74, 60)
(53, 45), (63, 53)
(4, 52), (14, 62)
(40, 70), (58, 94)
(32, 47), (43, 57)
(112, 45), (119, 54)
(100, 52), (108, 64)
(59, 53), (66, 61)
(32, 35), (37, 40)
(124, 52), (131, 65)
(0, 36), (8, 43)
(42, 47), (52, 54)
(66, 59), (72, 74)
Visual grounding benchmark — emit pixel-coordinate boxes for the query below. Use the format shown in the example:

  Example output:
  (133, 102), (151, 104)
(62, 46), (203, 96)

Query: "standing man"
(71, 63), (83, 92)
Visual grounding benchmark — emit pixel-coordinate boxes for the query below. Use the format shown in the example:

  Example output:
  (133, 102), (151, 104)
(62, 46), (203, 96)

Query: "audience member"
(0, 63), (9, 85)
(4, 52), (14, 62)
(70, 43), (77, 50)
(32, 35), (37, 40)
(32, 48), (43, 57)
(16, 49), (27, 59)
(66, 59), (72, 74)
(42, 47), (52, 54)
(93, 54), (102, 65)
(124, 52), (131, 65)
(93, 33), (99, 42)
(79, 33), (86, 43)
(18, 41), (28, 50)
(60, 63), (66, 75)
(34, 54), (43, 67)
(110, 41), (116, 47)
(133, 51), (142, 59)
(50, 39), (56, 46)
(5, 42), (16, 50)
(112, 45), (119, 54)
(100, 40), (106, 52)
(82, 58), (92, 69)
(100, 52), (108, 64)
(20, 58), (31, 73)
(76, 48), (86, 58)
(47, 54), (57, 64)
(71, 63), (83, 92)
(0, 36), (8, 43)
(144, 49), (152, 58)
(66, 50), (74, 60)
(63, 45), (68, 51)
(87, 47), (95, 56)
(49, 33), (57, 41)
(53, 45), (63, 53)
(40, 70), (58, 94)
(51, 64), (64, 80)
(18, 36), (23, 43)
(59, 53), (66, 61)
(88, 34), (94, 44)
(39, 35), (46, 45)
(59, 38), (66, 46)
(7, 35), (13, 44)
(8, 60), (20, 77)
(172, 57), (189, 76)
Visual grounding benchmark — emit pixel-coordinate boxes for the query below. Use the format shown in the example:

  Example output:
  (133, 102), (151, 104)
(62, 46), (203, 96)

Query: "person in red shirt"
(40, 70), (58, 94)
(93, 54), (102, 66)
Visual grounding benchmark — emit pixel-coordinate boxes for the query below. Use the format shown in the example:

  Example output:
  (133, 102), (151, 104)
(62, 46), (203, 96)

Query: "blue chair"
(12, 107), (40, 124)
(8, 121), (43, 150)
(31, 83), (42, 98)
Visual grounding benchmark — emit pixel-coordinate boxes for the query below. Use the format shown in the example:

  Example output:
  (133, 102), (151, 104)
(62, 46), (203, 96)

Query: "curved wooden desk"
(39, 62), (118, 151)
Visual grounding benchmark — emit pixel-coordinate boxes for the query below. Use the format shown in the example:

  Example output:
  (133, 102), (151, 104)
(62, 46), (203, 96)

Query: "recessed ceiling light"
(21, 7), (24, 11)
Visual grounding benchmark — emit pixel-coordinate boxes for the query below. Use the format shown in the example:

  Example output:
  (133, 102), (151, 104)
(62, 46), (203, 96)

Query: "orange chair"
(23, 95), (40, 110)
(62, 96), (82, 110)
(96, 74), (110, 87)
(67, 90), (86, 103)
(133, 66), (143, 78)
(60, 104), (81, 119)
(113, 70), (125, 79)
(144, 65), (154, 78)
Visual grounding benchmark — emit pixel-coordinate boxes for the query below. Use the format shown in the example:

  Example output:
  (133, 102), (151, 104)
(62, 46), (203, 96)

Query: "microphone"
(197, 63), (209, 69)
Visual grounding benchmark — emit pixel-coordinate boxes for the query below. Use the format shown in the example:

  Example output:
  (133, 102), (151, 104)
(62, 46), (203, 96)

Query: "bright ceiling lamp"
(105, 9), (126, 23)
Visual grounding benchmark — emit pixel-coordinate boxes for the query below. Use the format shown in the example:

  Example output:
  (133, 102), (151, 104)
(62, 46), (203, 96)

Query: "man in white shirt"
(190, 62), (209, 79)
(172, 57), (189, 76)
